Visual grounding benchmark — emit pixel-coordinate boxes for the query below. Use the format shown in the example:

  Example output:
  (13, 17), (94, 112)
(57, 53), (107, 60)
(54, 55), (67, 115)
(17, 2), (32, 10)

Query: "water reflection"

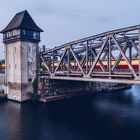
(0, 85), (140, 140)
(0, 102), (22, 140)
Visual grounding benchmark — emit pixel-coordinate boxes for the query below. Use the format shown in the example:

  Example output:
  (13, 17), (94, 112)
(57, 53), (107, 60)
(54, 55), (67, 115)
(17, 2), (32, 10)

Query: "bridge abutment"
(38, 77), (131, 102)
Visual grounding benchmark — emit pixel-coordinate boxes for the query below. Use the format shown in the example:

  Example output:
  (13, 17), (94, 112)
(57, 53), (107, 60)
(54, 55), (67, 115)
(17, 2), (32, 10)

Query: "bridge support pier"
(38, 77), (132, 102)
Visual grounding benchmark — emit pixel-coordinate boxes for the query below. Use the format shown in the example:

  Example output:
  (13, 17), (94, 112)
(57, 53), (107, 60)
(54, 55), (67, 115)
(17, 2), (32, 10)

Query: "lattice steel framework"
(39, 25), (140, 84)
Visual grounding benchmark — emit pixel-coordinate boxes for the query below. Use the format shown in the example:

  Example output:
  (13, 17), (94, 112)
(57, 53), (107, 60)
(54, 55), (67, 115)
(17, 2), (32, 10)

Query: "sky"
(0, 0), (140, 59)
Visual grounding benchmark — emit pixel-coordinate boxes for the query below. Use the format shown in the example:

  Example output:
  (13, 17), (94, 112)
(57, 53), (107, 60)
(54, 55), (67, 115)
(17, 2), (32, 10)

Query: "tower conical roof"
(1, 10), (43, 33)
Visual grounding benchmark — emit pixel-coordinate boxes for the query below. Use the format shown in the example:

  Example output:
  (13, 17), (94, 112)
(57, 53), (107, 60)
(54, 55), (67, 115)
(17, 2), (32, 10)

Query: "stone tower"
(1, 10), (43, 102)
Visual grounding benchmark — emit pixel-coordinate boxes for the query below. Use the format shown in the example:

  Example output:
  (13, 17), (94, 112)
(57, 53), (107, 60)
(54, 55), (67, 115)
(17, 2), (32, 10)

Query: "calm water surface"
(0, 85), (140, 140)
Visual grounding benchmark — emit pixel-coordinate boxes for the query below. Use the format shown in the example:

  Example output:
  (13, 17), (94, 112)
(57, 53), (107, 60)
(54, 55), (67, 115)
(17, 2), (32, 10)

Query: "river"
(0, 85), (140, 140)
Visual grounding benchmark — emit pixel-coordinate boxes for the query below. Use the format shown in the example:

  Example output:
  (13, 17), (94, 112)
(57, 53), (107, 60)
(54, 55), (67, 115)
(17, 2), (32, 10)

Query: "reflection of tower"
(1, 10), (43, 102)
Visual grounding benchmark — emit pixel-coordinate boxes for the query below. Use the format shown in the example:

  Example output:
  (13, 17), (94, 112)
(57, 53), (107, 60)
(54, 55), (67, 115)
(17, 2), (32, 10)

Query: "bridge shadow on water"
(1, 85), (140, 140)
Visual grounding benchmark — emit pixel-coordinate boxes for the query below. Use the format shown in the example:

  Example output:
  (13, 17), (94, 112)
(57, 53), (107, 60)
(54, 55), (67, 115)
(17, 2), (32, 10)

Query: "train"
(50, 59), (139, 70)
(0, 59), (139, 71)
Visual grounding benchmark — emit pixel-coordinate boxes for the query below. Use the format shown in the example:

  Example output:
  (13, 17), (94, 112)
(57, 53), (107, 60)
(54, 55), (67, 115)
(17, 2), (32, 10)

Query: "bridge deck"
(48, 76), (139, 85)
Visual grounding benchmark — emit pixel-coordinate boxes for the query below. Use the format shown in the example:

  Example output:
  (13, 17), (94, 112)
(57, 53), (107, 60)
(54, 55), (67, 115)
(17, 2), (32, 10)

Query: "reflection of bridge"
(39, 25), (140, 84)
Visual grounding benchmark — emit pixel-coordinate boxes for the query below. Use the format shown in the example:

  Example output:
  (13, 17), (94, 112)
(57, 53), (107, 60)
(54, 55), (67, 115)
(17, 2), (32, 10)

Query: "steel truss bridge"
(39, 25), (140, 84)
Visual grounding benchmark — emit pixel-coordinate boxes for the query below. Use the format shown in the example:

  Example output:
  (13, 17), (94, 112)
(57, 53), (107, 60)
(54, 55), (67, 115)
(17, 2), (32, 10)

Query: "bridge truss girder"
(39, 25), (140, 84)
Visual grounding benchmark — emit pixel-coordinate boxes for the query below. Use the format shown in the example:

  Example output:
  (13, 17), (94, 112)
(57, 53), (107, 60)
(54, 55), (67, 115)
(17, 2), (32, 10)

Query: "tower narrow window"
(29, 46), (32, 54)
(15, 47), (16, 53)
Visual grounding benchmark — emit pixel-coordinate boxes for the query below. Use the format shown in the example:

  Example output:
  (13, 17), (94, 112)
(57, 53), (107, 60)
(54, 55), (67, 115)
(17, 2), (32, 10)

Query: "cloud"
(96, 15), (116, 23)
(0, 0), (140, 60)
(31, 1), (93, 21)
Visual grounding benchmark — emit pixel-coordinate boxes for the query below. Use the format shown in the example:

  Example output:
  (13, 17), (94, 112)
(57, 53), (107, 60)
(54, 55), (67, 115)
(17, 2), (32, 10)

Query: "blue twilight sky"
(0, 0), (140, 59)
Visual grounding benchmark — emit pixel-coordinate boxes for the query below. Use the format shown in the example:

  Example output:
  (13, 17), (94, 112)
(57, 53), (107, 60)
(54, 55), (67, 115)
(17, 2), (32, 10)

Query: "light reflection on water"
(0, 85), (140, 140)
(93, 87), (140, 122)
